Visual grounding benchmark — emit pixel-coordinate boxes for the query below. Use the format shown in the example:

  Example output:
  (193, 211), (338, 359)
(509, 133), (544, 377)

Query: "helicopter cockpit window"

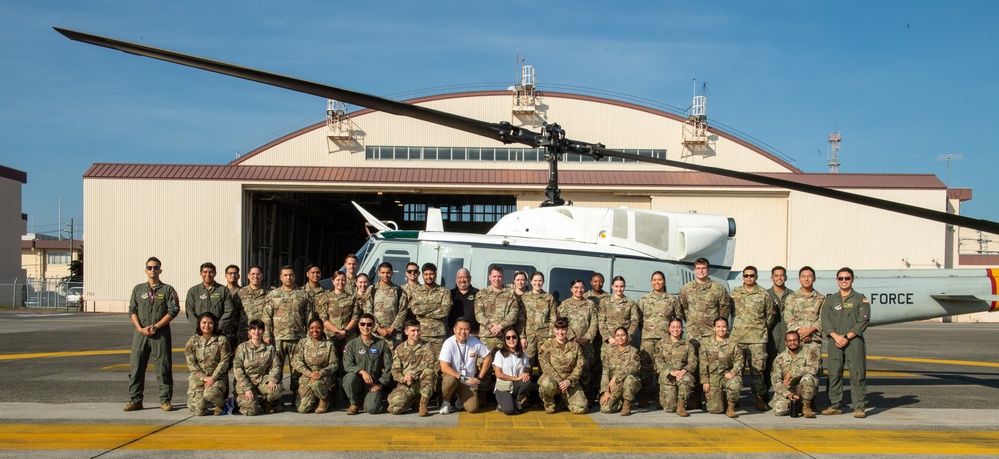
(634, 212), (669, 252)
(440, 257), (465, 289)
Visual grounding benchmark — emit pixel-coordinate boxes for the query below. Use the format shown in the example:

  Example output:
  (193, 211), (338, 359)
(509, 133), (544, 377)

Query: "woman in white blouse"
(492, 326), (534, 414)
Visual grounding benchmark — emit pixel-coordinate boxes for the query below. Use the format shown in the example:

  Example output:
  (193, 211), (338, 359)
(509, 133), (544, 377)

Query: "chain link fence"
(0, 278), (84, 310)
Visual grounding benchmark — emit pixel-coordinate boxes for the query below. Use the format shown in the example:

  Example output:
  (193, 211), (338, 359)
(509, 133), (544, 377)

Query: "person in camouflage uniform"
(185, 262), (236, 343)
(317, 272), (360, 356)
(771, 330), (819, 417)
(597, 276), (639, 360)
(342, 254), (360, 296)
(729, 265), (779, 411)
(236, 266), (269, 343)
(599, 327), (641, 416)
(234, 320), (282, 415)
(387, 320), (440, 416)
(585, 272), (611, 307)
(368, 262), (410, 347)
(538, 317), (588, 414)
(783, 266), (824, 372)
(475, 265), (519, 351)
(291, 318), (339, 414)
(557, 279), (598, 401)
(636, 271), (679, 408)
(678, 257), (732, 409)
(700, 317), (743, 418)
(301, 263), (326, 322)
(511, 271), (530, 348)
(354, 273), (373, 314)
(263, 266), (311, 403)
(765, 266), (790, 397)
(408, 263), (452, 357)
(342, 313), (394, 415)
(223, 264), (244, 353)
(522, 272), (558, 362)
(185, 312), (232, 416)
(124, 256), (180, 413)
(402, 262), (421, 297)
(655, 319), (697, 416)
(586, 272), (611, 381)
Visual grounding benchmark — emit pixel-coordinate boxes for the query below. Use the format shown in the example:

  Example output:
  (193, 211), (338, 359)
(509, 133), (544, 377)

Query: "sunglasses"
(504, 335), (519, 341)
(407, 270), (419, 274)
(837, 277), (852, 281)
(358, 322), (374, 327)
(742, 274), (756, 278)
(145, 265), (160, 271)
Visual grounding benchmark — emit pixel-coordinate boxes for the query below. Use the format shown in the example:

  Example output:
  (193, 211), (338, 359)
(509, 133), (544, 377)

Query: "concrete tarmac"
(0, 310), (997, 458)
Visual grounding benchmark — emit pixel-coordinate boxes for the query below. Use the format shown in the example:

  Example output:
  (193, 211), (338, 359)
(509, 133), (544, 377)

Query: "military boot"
(802, 400), (815, 418)
(621, 400), (632, 416)
(419, 396), (430, 417)
(821, 406), (843, 416)
(315, 399), (329, 414)
(346, 404), (359, 415)
(636, 392), (649, 408)
(726, 402), (738, 418)
(676, 405), (689, 417)
(755, 395), (770, 411)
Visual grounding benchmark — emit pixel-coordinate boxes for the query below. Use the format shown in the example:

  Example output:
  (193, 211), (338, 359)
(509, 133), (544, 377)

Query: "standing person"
(522, 272), (557, 362)
(538, 317), (587, 414)
(784, 266), (824, 376)
(586, 273), (611, 306)
(387, 320), (439, 416)
(599, 327), (641, 416)
(448, 268), (479, 336)
(408, 263), (452, 356)
(765, 266), (790, 397)
(655, 319), (697, 417)
(557, 279), (598, 401)
(475, 265), (519, 351)
(597, 276), (640, 359)
(636, 271), (678, 410)
(511, 271), (530, 348)
(223, 263), (243, 402)
(700, 317), (743, 418)
(236, 266), (269, 343)
(302, 263), (326, 321)
(263, 266), (311, 406)
(492, 326), (533, 415)
(124, 257), (180, 412)
(342, 313), (393, 415)
(224, 265), (241, 295)
(233, 319), (282, 415)
(369, 262), (410, 347)
(343, 253), (360, 296)
(185, 262), (235, 342)
(821, 267), (870, 419)
(402, 262), (421, 297)
(291, 318), (339, 414)
(354, 273), (373, 313)
(439, 317), (493, 414)
(678, 257), (732, 409)
(184, 312), (232, 416)
(771, 331), (819, 417)
(729, 265), (778, 411)
(317, 271), (360, 356)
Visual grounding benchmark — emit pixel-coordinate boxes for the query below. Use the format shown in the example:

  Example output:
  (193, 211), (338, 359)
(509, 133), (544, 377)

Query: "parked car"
(67, 287), (84, 309)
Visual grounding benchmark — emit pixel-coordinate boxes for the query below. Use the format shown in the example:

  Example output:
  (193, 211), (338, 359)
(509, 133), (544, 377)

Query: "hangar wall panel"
(651, 192), (788, 271)
(84, 179), (242, 312)
(787, 189), (946, 271)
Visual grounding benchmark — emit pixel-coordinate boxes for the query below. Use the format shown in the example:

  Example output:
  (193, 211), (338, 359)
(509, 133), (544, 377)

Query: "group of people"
(125, 254), (870, 420)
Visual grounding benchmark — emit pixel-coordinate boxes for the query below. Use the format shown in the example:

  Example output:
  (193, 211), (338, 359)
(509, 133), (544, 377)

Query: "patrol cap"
(554, 317), (569, 329)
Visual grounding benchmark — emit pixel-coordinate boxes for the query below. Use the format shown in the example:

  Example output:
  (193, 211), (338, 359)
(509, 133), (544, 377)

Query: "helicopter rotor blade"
(55, 28), (999, 234)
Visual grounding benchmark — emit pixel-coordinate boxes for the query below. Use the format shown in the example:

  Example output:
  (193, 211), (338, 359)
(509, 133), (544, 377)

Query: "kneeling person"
(700, 317), (743, 418)
(538, 317), (588, 414)
(599, 327), (641, 416)
(439, 317), (493, 414)
(292, 318), (339, 414)
(655, 319), (698, 417)
(185, 312), (232, 416)
(233, 319), (282, 415)
(342, 313), (393, 414)
(388, 320), (440, 416)
(771, 330), (819, 417)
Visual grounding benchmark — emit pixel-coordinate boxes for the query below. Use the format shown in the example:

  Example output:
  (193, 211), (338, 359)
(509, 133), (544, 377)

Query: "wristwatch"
(151, 325), (158, 333)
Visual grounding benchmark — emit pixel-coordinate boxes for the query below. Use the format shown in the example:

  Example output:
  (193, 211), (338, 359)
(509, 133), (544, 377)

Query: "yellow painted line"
(0, 348), (183, 361)
(0, 422), (997, 454)
(100, 364), (292, 372)
(867, 354), (999, 368)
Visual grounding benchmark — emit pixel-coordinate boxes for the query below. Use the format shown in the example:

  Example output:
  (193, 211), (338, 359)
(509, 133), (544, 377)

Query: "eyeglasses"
(358, 322), (374, 327)
(226, 272), (238, 276)
(504, 335), (519, 341)
(407, 269), (419, 274)
(742, 274), (756, 278)
(145, 265), (160, 271)
(837, 277), (852, 281)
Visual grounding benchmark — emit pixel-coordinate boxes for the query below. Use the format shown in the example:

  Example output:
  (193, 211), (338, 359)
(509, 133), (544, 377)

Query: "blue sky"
(3, 1), (998, 237)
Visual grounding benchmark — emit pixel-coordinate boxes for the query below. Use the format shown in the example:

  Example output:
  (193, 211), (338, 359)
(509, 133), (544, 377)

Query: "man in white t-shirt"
(439, 316), (493, 414)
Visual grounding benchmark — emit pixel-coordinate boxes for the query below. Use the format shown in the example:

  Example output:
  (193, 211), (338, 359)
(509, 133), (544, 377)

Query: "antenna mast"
(935, 153), (963, 187)
(827, 132), (842, 173)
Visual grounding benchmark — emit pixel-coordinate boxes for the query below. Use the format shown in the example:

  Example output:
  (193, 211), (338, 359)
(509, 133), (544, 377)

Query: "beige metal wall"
(787, 189), (946, 271)
(83, 178), (243, 312)
(239, 94), (793, 174)
(0, 177), (25, 305)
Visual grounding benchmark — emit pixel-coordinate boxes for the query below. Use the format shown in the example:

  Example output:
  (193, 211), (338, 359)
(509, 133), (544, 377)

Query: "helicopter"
(55, 28), (999, 324)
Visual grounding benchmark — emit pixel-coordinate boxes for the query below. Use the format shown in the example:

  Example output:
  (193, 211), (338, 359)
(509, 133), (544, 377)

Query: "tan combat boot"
(621, 400), (632, 416)
(726, 402), (738, 418)
(802, 400), (815, 418)
(821, 406), (842, 416)
(346, 404), (359, 415)
(315, 399), (329, 414)
(676, 405), (689, 417)
(419, 396), (430, 417)
(755, 395), (769, 411)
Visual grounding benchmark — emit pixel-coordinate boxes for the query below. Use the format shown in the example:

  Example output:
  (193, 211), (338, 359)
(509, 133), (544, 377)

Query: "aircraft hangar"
(81, 85), (969, 312)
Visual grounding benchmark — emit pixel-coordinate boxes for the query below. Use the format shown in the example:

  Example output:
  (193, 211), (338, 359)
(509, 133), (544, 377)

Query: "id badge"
(460, 368), (467, 378)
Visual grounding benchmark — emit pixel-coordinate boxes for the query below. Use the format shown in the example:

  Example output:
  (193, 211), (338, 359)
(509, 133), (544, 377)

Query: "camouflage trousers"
(770, 374), (818, 415)
(297, 373), (336, 413)
(238, 382), (282, 416)
(579, 344), (596, 400)
(387, 369), (438, 414)
(599, 375), (641, 413)
(275, 339), (300, 394)
(480, 336), (502, 353)
(658, 371), (695, 412)
(738, 343), (768, 396)
(188, 376), (228, 415)
(638, 338), (660, 400)
(524, 330), (550, 362)
(538, 374), (588, 414)
(705, 372), (742, 413)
